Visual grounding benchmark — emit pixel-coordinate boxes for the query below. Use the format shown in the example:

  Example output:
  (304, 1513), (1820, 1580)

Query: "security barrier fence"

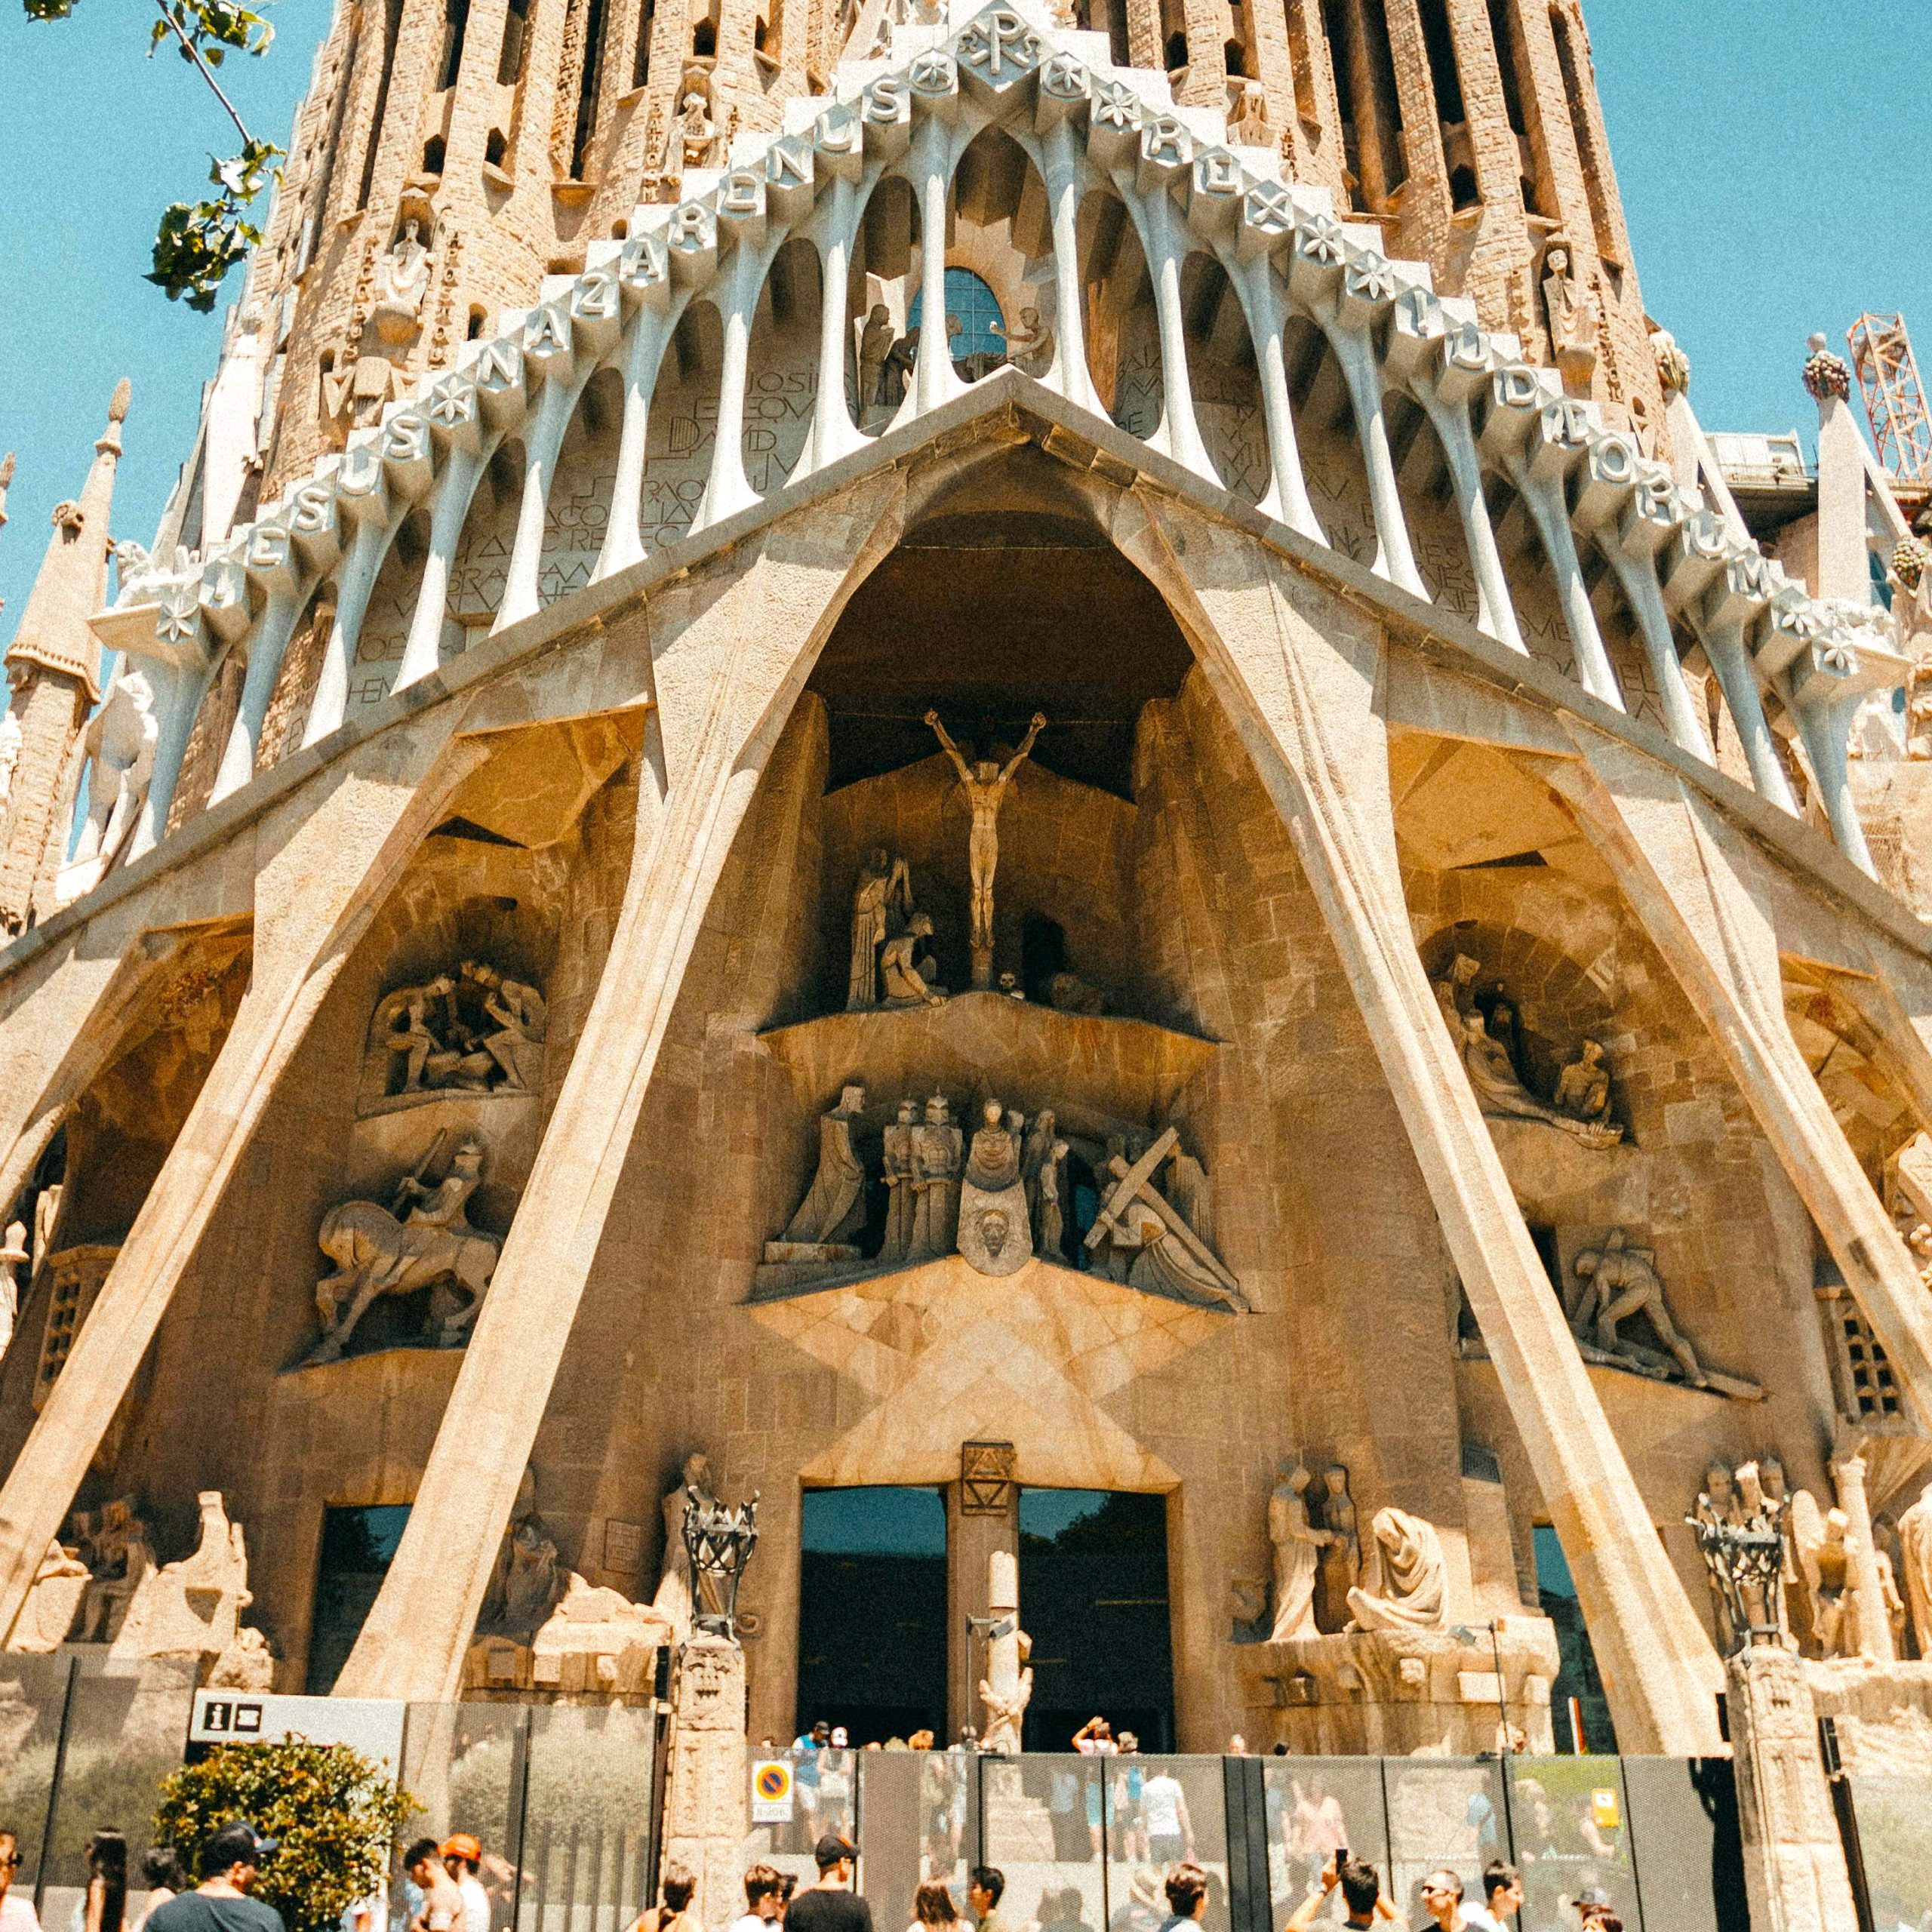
(20, 1654), (1925, 1932)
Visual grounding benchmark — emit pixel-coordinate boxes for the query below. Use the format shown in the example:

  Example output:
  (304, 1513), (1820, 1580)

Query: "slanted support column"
(333, 475), (907, 1703)
(1541, 728), (1932, 1434)
(0, 725), (485, 1647)
(1111, 491), (1725, 1755)
(596, 235), (691, 578)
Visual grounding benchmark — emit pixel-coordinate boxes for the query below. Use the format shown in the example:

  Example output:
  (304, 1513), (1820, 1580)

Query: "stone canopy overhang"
(12, 371), (1930, 990)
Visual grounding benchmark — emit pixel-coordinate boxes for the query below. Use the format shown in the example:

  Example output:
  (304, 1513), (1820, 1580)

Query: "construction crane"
(1847, 312), (1932, 497)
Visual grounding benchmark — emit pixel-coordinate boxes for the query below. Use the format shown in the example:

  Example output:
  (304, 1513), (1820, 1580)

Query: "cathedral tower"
(0, 385), (127, 937)
(234, 0), (1655, 505)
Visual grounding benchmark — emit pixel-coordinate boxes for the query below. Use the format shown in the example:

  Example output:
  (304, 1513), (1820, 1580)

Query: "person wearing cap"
(404, 1841), (466, 1932)
(783, 1837), (872, 1932)
(144, 1823), (284, 1932)
(441, 1840), (489, 1932)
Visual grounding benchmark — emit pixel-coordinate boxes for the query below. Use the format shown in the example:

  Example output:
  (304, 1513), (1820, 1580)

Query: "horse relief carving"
(304, 1131), (501, 1364)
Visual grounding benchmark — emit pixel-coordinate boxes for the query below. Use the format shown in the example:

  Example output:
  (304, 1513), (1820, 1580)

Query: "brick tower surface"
(0, 386), (125, 939)
(246, 0), (1659, 497)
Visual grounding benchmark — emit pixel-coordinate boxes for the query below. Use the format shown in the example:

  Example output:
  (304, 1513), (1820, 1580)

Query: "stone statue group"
(1264, 1461), (1452, 1642)
(1691, 1452), (1932, 1664)
(762, 1083), (1244, 1306)
(377, 957), (546, 1099)
(1434, 953), (1621, 1147)
(847, 712), (1047, 1005)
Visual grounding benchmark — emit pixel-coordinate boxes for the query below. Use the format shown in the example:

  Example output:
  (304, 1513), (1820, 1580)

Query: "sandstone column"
(1540, 727), (1932, 1429)
(660, 1635), (751, 1932)
(334, 476), (905, 1703)
(0, 724), (482, 1645)
(1829, 1453), (1896, 1665)
(1727, 1643), (1860, 1932)
(1112, 491), (1724, 1755)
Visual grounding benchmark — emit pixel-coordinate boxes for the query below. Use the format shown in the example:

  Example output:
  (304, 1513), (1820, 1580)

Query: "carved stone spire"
(0, 382), (131, 937)
(4, 381), (130, 704)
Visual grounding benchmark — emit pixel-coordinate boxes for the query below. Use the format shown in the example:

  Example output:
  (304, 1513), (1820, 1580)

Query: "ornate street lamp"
(1685, 1500), (1788, 1654)
(683, 1489), (760, 1639)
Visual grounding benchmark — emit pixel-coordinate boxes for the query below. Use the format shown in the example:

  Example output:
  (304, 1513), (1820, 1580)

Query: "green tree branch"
(23, 0), (285, 313)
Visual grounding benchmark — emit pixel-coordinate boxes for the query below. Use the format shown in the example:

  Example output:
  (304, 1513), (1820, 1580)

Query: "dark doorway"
(798, 1487), (947, 1743)
(1535, 1524), (1617, 1753)
(306, 1503), (411, 1694)
(1021, 912), (1068, 1005)
(1019, 1489), (1174, 1749)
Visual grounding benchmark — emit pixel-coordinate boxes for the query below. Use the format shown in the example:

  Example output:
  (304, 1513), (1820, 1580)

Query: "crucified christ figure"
(925, 709), (1046, 989)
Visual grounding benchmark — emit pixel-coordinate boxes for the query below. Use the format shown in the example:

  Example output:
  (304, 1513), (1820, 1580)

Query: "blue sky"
(1, 0), (1926, 628)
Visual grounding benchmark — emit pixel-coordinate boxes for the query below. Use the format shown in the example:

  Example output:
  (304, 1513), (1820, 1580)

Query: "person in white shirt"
(439, 1841), (489, 1932)
(728, 1865), (785, 1932)
(0, 1833), (43, 1932)
(1140, 1772), (1194, 1868)
(1460, 1864), (1521, 1932)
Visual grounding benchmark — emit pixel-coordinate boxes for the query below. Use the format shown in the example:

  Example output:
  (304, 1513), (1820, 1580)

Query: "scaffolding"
(1848, 311), (1932, 491)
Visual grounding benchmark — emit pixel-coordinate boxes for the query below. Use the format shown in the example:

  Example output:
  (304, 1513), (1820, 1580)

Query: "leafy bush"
(151, 1740), (414, 1932)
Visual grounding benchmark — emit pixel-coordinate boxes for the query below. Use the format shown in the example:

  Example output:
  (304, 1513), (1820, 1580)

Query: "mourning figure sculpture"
(1346, 1507), (1448, 1633)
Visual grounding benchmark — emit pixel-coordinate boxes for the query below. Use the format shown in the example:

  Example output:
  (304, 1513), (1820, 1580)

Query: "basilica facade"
(2, 0), (1932, 1804)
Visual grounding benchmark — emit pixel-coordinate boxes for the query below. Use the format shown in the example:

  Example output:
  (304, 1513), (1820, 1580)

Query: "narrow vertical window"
(1550, 8), (1617, 261)
(356, 0), (405, 209)
(1417, 0), (1463, 122)
(498, 0), (533, 85)
(633, 0), (657, 87)
(571, 0), (611, 178)
(437, 0), (470, 88)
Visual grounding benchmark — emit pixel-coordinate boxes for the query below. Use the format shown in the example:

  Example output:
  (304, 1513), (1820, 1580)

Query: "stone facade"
(0, 5), (1930, 1924)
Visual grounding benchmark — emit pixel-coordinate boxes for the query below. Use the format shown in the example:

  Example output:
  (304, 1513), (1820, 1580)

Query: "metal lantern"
(682, 1489), (760, 1639)
(1685, 1499), (1789, 1654)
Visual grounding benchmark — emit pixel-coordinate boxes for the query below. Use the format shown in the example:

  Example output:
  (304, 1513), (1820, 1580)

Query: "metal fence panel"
(37, 1658), (197, 1930)
(1503, 1758), (1641, 1932)
(1260, 1758), (1389, 1927)
(0, 1654), (75, 1900)
(1844, 1771), (1932, 1932)
(518, 1705), (657, 1932)
(1618, 1756), (1746, 1932)
(1380, 1758), (1508, 1923)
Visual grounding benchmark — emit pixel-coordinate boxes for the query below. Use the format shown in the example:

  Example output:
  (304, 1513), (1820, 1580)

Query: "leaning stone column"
(334, 475), (906, 1703)
(0, 723), (485, 1645)
(1541, 725), (1932, 1429)
(1727, 1643), (1860, 1932)
(1111, 491), (1725, 1755)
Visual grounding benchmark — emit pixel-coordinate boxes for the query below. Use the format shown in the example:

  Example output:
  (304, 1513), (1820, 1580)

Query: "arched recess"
(539, 363), (626, 608)
(941, 126), (1053, 385)
(445, 435), (530, 636)
(1077, 187), (1151, 429)
(1178, 251), (1269, 506)
(1282, 313), (1377, 568)
(1386, 389), (1481, 627)
(740, 235), (822, 497)
(637, 299), (724, 549)
(256, 575), (341, 771)
(846, 174), (915, 438)
(352, 504), (438, 713)
(0, 929), (253, 1492)
(1481, 466), (1578, 683)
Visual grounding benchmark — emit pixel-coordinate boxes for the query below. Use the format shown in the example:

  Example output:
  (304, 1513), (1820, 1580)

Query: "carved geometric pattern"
(961, 1438), (1017, 1516)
